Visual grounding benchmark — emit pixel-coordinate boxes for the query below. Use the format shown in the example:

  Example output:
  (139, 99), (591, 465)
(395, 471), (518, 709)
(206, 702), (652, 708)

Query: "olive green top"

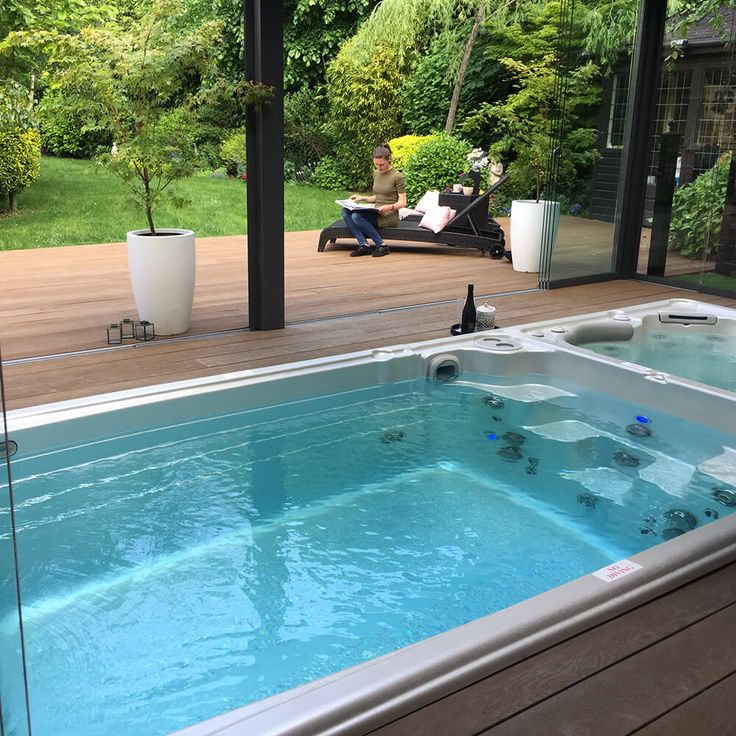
(372, 167), (405, 228)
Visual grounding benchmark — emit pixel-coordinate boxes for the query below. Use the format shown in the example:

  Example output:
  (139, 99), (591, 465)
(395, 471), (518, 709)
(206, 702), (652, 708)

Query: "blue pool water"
(2, 373), (735, 736)
(584, 328), (736, 392)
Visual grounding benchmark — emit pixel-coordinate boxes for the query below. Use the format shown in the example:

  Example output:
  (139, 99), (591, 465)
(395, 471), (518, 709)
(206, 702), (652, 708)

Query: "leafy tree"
(326, 0), (460, 187)
(400, 26), (504, 135)
(466, 53), (599, 203)
(284, 0), (379, 91)
(50, 0), (226, 233)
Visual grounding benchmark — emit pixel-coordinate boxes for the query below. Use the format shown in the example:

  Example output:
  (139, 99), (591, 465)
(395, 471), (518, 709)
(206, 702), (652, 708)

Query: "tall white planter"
(127, 229), (196, 336)
(509, 200), (561, 273)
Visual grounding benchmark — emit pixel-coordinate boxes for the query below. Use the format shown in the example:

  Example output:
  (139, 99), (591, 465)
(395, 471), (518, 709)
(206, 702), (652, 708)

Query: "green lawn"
(0, 157), (347, 250)
(667, 270), (736, 292)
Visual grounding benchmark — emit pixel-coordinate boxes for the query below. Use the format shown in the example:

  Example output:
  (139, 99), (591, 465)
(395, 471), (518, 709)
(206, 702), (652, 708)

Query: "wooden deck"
(369, 561), (736, 736)
(2, 228), (735, 735)
(1, 226), (735, 410)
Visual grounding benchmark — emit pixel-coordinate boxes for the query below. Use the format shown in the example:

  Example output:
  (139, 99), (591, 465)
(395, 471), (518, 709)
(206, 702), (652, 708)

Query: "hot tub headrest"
(564, 320), (635, 346)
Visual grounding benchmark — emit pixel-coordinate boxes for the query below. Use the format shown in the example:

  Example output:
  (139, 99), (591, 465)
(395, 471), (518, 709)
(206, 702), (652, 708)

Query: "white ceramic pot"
(127, 229), (196, 335)
(462, 186), (474, 196)
(509, 200), (560, 273)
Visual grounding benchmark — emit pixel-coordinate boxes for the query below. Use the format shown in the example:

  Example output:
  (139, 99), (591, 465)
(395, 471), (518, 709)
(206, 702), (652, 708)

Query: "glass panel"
(541, 0), (629, 284)
(0, 345), (32, 735)
(637, 5), (736, 297)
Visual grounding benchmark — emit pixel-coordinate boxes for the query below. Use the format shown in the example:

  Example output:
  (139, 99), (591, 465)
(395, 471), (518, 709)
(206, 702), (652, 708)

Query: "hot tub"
(510, 298), (736, 393)
(2, 328), (735, 736)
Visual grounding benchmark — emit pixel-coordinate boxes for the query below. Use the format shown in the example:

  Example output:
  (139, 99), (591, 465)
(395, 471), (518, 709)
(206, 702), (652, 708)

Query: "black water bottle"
(461, 283), (476, 333)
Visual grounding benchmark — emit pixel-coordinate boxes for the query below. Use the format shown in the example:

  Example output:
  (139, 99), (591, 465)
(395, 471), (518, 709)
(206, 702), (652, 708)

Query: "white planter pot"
(462, 186), (474, 196)
(127, 229), (196, 336)
(509, 200), (561, 273)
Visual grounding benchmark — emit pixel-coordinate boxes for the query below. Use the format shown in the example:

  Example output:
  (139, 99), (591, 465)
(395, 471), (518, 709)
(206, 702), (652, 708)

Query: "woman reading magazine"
(341, 143), (407, 258)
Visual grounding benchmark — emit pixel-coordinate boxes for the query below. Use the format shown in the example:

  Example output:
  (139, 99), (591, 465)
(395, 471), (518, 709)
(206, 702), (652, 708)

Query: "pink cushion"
(419, 206), (457, 234)
(414, 190), (440, 213)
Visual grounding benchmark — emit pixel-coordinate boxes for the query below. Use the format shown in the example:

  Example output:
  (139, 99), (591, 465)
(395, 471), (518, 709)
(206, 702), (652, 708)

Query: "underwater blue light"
(636, 415), (650, 424)
(487, 433), (497, 440)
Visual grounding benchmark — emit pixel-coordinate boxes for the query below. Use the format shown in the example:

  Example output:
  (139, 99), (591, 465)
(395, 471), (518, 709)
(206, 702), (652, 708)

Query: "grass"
(667, 270), (736, 292)
(0, 157), (348, 250)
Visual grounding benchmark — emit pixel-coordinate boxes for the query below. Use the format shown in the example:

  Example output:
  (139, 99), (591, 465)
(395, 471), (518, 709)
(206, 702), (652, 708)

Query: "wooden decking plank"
(368, 563), (736, 736)
(4, 282), (734, 409)
(631, 671), (736, 735)
(482, 602), (736, 736)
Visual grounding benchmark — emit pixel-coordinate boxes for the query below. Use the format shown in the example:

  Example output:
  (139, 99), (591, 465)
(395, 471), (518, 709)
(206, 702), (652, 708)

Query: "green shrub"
(402, 133), (471, 207)
(36, 87), (111, 158)
(284, 87), (330, 173)
(0, 128), (41, 211)
(312, 155), (349, 191)
(325, 43), (403, 189)
(387, 134), (437, 171)
(219, 128), (247, 177)
(669, 155), (730, 259)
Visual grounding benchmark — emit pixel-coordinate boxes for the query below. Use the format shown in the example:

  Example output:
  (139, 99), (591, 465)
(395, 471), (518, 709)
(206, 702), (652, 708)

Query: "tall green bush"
(0, 80), (41, 212)
(219, 128), (246, 177)
(669, 155), (730, 259)
(36, 86), (111, 158)
(0, 128), (41, 212)
(325, 43), (403, 188)
(402, 134), (471, 206)
(284, 86), (330, 177)
(312, 155), (349, 191)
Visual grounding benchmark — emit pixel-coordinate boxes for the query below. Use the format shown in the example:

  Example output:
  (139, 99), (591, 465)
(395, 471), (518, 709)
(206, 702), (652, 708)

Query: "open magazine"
(335, 198), (376, 211)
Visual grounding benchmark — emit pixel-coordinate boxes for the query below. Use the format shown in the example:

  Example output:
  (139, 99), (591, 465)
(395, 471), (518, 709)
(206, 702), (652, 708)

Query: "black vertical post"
(647, 131), (681, 276)
(245, 0), (285, 330)
(611, 0), (667, 277)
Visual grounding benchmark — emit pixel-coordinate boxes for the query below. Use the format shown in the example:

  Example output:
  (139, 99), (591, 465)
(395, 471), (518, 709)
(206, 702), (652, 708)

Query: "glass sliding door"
(0, 344), (32, 736)
(637, 6), (736, 297)
(540, 0), (632, 285)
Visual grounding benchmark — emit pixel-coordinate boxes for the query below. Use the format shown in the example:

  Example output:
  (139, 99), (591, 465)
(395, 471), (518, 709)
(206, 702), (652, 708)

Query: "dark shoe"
(372, 245), (390, 257)
(350, 244), (373, 257)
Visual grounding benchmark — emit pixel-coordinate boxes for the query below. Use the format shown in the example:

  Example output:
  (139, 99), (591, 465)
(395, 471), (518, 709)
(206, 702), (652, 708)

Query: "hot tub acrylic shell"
(5, 326), (736, 736)
(507, 298), (736, 396)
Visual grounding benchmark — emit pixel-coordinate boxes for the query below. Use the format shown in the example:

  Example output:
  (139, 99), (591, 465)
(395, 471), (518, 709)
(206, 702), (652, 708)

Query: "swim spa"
(2, 330), (736, 736)
(511, 298), (736, 393)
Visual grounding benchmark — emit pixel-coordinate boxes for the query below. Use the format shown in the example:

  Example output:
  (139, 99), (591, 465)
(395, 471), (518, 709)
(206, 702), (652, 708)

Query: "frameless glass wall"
(0, 346), (32, 736)
(539, 0), (634, 285)
(636, 7), (736, 296)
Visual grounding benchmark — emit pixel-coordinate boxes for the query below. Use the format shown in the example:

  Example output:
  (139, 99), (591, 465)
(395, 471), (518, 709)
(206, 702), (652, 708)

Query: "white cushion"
(414, 190), (440, 213)
(419, 206), (457, 234)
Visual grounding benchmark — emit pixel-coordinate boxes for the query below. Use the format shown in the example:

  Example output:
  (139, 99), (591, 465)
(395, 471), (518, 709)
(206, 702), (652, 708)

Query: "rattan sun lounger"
(318, 175), (510, 258)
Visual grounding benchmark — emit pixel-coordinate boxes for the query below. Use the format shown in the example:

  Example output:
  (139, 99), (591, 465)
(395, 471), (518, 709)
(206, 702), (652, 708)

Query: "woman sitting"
(342, 143), (407, 258)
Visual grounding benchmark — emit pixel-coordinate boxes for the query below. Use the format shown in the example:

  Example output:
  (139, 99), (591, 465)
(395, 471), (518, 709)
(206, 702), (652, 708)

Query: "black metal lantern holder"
(135, 320), (155, 342)
(106, 323), (122, 345)
(120, 317), (135, 339)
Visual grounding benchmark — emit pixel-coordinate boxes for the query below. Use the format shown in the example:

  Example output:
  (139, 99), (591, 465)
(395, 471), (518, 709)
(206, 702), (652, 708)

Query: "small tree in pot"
(476, 55), (598, 272)
(47, 0), (223, 333)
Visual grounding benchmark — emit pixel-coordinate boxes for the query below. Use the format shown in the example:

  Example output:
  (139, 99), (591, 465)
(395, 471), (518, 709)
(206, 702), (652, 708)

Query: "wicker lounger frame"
(318, 175), (509, 257)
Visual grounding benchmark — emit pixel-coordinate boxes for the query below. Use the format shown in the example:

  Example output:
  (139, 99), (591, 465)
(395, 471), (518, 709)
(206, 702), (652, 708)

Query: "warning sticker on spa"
(592, 559), (643, 582)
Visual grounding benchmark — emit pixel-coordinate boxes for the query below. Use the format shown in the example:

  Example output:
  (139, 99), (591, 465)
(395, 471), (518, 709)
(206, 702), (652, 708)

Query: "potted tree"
(53, 1), (223, 335)
(486, 56), (598, 273)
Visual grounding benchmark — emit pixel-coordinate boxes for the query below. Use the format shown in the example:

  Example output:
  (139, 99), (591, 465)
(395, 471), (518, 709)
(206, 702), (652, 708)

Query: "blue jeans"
(341, 208), (384, 247)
